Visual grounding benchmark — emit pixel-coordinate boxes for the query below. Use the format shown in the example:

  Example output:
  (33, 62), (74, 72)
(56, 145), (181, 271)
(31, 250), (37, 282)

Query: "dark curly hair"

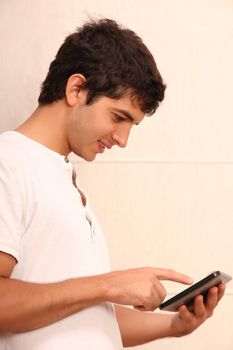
(38, 18), (166, 115)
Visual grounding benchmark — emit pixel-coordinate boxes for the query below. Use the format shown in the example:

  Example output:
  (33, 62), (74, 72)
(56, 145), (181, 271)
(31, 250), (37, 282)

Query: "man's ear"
(65, 73), (86, 106)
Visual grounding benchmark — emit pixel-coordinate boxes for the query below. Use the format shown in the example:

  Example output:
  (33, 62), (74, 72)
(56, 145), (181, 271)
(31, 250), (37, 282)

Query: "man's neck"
(15, 101), (70, 156)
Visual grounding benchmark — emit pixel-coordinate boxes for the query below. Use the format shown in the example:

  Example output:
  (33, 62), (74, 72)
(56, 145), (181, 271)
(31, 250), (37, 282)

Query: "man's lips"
(97, 141), (107, 153)
(98, 141), (112, 149)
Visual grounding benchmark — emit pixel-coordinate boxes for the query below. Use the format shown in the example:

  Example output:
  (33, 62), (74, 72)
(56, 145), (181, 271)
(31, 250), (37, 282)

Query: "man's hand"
(115, 283), (226, 347)
(170, 283), (226, 337)
(103, 267), (193, 311)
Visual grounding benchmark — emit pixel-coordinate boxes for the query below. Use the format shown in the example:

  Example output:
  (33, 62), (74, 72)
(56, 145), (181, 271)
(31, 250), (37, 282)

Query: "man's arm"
(115, 283), (225, 347)
(0, 251), (193, 333)
(0, 252), (109, 333)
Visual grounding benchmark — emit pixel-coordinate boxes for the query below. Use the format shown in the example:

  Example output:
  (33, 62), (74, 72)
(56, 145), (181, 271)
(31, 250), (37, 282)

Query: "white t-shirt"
(0, 131), (123, 350)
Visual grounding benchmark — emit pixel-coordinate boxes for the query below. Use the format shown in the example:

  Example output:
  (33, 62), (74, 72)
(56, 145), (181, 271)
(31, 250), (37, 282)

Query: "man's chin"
(82, 153), (97, 162)
(72, 150), (97, 162)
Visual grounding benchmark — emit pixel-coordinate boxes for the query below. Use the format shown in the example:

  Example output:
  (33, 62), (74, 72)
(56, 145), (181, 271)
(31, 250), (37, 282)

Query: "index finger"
(152, 268), (193, 285)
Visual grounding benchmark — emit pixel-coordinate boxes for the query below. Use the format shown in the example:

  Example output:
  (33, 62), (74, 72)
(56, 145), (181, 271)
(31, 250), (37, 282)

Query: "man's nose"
(112, 126), (131, 148)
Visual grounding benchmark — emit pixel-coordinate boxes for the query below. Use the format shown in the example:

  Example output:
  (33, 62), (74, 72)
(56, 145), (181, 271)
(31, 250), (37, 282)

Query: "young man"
(0, 19), (225, 349)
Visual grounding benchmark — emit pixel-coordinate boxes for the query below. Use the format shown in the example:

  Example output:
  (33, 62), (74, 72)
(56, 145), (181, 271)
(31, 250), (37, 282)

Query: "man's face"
(66, 92), (144, 161)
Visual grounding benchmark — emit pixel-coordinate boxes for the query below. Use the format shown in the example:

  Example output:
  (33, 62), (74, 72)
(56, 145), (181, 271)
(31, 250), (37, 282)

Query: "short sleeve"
(0, 158), (25, 261)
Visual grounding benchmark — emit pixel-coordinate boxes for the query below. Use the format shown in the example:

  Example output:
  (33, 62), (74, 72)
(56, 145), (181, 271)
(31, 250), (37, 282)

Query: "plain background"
(0, 1), (232, 349)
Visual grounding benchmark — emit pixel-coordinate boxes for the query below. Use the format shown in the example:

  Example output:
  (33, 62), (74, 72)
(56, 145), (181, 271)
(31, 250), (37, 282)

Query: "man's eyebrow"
(112, 108), (140, 125)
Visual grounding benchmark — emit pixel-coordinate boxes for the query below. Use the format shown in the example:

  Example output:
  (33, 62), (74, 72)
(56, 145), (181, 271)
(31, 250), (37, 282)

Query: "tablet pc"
(159, 271), (232, 312)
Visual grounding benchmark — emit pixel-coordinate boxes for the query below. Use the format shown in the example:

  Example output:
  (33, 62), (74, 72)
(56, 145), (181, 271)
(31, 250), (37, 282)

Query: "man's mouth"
(98, 141), (112, 150)
(97, 141), (106, 153)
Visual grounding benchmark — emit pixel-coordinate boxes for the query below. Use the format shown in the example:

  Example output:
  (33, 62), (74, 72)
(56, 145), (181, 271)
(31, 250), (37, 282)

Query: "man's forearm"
(0, 266), (193, 334)
(0, 276), (107, 333)
(115, 304), (175, 347)
(115, 283), (225, 347)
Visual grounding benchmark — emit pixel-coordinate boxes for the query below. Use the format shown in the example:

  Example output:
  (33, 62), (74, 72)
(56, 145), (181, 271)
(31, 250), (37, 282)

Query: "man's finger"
(206, 286), (218, 310)
(151, 268), (193, 285)
(217, 283), (226, 301)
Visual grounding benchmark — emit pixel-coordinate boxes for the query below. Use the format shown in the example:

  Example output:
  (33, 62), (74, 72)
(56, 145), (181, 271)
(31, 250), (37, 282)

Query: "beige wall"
(1, 1), (232, 349)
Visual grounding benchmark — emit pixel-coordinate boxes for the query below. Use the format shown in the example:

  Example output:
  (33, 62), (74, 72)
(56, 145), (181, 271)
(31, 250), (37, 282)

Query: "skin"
(16, 74), (144, 161)
(115, 284), (225, 347)
(0, 73), (226, 345)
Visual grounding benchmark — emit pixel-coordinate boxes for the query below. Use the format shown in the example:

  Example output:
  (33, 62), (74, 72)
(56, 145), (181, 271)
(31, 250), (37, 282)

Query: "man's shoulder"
(0, 131), (28, 162)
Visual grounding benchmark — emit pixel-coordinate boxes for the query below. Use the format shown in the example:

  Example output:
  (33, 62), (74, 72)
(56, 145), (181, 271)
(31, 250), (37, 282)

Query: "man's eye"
(113, 114), (125, 123)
